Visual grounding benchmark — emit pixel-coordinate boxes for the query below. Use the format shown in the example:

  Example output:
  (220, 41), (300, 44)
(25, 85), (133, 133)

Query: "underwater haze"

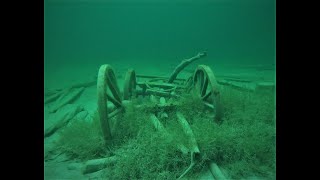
(45, 0), (275, 70)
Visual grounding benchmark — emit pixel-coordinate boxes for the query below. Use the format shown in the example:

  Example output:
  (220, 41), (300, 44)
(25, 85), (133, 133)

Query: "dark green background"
(45, 0), (275, 68)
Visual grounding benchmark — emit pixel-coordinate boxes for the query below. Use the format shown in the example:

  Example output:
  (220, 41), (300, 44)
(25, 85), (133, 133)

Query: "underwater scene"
(44, 0), (275, 179)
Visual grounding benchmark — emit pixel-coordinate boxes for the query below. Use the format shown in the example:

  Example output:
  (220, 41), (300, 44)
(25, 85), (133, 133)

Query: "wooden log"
(56, 88), (72, 102)
(176, 112), (200, 154)
(198, 166), (217, 180)
(176, 112), (201, 179)
(82, 156), (117, 174)
(45, 105), (84, 137)
(69, 80), (96, 89)
(45, 89), (62, 96)
(67, 163), (83, 170)
(149, 114), (189, 154)
(45, 79), (96, 104)
(44, 90), (64, 104)
(209, 162), (227, 180)
(168, 52), (207, 83)
(150, 114), (166, 133)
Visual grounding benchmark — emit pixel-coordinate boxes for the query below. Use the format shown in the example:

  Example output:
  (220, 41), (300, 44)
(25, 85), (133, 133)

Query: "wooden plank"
(82, 156), (117, 174)
(209, 162), (227, 180)
(136, 74), (185, 81)
(176, 112), (200, 154)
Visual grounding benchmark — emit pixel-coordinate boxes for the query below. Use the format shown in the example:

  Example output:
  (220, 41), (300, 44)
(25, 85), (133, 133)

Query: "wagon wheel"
(123, 69), (137, 100)
(97, 64), (123, 142)
(192, 65), (222, 122)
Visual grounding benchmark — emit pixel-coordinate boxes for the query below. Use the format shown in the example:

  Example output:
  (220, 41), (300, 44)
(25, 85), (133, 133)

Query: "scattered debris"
(45, 104), (84, 137)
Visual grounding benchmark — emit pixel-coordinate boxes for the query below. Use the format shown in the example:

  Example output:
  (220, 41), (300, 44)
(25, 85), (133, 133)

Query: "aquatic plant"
(55, 112), (107, 160)
(56, 85), (275, 179)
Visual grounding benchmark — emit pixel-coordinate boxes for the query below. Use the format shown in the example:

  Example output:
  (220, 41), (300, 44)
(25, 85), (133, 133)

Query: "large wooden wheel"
(97, 64), (123, 142)
(123, 69), (137, 100)
(192, 65), (222, 122)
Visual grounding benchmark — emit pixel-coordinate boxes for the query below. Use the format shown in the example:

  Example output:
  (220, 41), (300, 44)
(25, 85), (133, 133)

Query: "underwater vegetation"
(55, 86), (275, 179)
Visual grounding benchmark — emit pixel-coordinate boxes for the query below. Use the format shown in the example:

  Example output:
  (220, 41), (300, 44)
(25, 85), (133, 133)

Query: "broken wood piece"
(49, 79), (97, 92)
(69, 80), (96, 89)
(149, 114), (189, 154)
(209, 162), (227, 180)
(168, 52), (207, 83)
(45, 79), (95, 104)
(55, 88), (73, 102)
(44, 90), (65, 104)
(150, 114), (166, 133)
(45, 105), (84, 137)
(198, 166), (217, 180)
(49, 87), (85, 113)
(45, 89), (62, 96)
(176, 112), (200, 154)
(82, 156), (117, 174)
(176, 112), (201, 179)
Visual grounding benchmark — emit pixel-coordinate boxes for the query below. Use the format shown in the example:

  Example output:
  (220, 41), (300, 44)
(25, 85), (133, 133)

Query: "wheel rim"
(192, 65), (222, 122)
(123, 69), (137, 100)
(97, 64), (122, 142)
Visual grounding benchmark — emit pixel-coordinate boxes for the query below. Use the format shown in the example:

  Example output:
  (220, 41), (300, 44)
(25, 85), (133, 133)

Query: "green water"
(45, 0), (275, 69)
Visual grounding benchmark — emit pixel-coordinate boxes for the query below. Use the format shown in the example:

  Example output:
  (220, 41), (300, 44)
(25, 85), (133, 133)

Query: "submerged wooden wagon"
(97, 52), (222, 142)
(96, 52), (226, 179)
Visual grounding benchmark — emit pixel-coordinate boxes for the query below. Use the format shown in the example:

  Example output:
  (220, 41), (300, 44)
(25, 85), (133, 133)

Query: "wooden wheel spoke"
(106, 93), (122, 108)
(108, 108), (123, 119)
(201, 76), (208, 97)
